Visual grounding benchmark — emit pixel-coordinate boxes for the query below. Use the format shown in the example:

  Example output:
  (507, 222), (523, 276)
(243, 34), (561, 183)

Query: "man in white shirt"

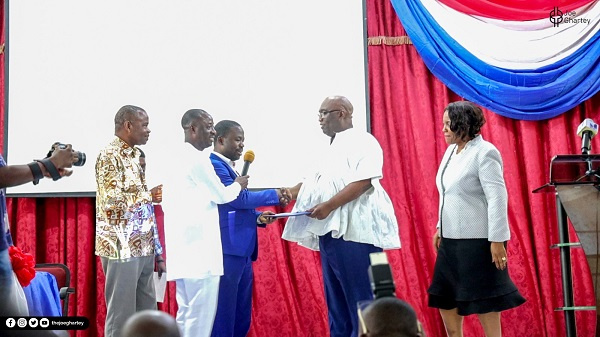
(162, 109), (249, 337)
(282, 96), (400, 337)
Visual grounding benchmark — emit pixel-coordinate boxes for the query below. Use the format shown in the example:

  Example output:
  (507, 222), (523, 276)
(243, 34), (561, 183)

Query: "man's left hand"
(258, 211), (276, 224)
(156, 257), (167, 278)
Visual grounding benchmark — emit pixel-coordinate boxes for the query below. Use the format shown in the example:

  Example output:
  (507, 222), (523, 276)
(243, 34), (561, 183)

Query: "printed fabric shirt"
(95, 137), (163, 259)
(282, 127), (401, 251)
(436, 135), (510, 242)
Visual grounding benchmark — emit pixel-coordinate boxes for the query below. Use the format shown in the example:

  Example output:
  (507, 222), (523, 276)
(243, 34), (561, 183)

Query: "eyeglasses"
(318, 109), (342, 118)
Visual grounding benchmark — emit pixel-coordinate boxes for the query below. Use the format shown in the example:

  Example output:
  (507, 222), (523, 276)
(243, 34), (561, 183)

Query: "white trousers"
(175, 276), (220, 337)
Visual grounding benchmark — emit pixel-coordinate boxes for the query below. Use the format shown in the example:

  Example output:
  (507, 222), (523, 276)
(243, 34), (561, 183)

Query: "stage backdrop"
(4, 0), (369, 195)
(3, 1), (600, 336)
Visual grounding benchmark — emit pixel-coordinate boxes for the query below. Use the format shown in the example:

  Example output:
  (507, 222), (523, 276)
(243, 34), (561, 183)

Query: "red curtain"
(367, 1), (598, 337)
(2, 1), (599, 336)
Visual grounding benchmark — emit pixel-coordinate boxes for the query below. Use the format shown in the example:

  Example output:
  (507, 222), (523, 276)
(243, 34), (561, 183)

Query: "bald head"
(325, 95), (353, 115)
(361, 298), (421, 337)
(318, 95), (354, 135)
(122, 310), (180, 337)
(181, 109), (216, 151)
(181, 109), (209, 128)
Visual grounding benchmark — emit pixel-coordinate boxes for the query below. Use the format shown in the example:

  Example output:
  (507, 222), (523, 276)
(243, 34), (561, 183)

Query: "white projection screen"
(5, 1), (369, 196)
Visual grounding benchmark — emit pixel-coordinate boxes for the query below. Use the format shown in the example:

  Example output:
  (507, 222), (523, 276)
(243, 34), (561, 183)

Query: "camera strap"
(39, 159), (62, 181)
(27, 162), (44, 185)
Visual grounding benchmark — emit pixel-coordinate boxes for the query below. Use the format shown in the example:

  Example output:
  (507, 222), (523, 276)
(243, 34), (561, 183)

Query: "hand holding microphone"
(577, 118), (599, 155)
(234, 150), (254, 189)
(234, 175), (249, 189)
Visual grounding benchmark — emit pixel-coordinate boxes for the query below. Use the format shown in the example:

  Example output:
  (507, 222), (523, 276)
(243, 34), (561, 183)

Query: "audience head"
(114, 105), (151, 147)
(122, 310), (180, 337)
(318, 95), (354, 137)
(214, 120), (245, 161)
(442, 101), (485, 145)
(181, 109), (216, 151)
(359, 297), (423, 337)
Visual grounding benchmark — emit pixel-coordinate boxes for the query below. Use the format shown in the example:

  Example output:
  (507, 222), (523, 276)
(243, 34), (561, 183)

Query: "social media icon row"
(5, 317), (50, 328)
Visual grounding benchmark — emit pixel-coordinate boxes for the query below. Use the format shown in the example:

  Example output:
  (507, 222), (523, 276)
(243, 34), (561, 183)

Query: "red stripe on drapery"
(437, 0), (594, 21)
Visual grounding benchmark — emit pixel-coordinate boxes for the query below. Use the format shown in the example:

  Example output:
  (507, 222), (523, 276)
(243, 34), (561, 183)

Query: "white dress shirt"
(212, 151), (237, 173)
(282, 127), (400, 251)
(162, 143), (242, 280)
(436, 135), (510, 242)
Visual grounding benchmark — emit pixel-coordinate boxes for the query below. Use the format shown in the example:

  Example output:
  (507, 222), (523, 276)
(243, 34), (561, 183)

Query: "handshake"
(228, 176), (294, 225)
(277, 187), (293, 206)
(231, 176), (293, 207)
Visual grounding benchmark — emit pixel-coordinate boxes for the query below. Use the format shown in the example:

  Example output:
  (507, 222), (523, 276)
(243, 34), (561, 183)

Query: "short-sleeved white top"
(282, 127), (401, 251)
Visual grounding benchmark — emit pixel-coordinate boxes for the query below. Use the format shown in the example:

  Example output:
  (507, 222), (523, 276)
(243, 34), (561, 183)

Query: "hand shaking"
(278, 187), (292, 206)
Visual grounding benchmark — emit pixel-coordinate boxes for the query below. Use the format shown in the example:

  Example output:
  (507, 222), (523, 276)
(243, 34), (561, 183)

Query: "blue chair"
(34, 263), (75, 316)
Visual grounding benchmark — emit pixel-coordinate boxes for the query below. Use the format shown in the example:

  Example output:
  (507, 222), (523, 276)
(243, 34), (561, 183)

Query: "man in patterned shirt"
(95, 105), (166, 337)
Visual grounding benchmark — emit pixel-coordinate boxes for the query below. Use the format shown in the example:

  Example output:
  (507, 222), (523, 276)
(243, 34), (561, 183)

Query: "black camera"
(368, 252), (396, 299)
(46, 142), (86, 167)
(357, 252), (398, 333)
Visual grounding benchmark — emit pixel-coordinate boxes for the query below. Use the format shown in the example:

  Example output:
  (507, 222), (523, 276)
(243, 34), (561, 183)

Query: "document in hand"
(268, 211), (311, 218)
(153, 272), (167, 302)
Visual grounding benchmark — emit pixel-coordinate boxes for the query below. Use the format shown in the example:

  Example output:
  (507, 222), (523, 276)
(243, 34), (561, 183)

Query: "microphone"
(576, 118), (599, 155)
(240, 150), (255, 176)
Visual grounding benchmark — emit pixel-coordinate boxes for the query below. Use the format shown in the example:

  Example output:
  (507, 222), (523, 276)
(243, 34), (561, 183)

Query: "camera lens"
(74, 152), (86, 167)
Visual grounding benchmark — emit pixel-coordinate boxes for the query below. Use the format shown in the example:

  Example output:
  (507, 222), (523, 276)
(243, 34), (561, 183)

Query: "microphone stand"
(574, 144), (600, 189)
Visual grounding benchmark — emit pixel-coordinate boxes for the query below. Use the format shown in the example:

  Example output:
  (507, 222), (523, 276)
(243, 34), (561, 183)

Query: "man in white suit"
(162, 109), (248, 337)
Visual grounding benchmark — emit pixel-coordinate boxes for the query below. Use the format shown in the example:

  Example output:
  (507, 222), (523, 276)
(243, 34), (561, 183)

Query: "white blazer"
(436, 135), (510, 242)
(162, 143), (241, 280)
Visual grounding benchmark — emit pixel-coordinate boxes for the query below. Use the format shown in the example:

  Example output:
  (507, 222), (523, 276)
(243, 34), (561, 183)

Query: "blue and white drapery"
(390, 0), (600, 120)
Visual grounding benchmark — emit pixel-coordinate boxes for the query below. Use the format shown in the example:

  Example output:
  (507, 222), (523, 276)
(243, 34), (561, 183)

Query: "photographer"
(358, 297), (423, 337)
(0, 144), (80, 316)
(0, 144), (79, 188)
(359, 252), (425, 337)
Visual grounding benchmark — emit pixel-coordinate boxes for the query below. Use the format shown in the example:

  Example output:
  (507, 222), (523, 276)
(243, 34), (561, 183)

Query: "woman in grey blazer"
(428, 101), (525, 337)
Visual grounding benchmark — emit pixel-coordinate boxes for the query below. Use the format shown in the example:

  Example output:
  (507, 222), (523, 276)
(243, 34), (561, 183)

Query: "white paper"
(153, 272), (167, 303)
(268, 211), (312, 218)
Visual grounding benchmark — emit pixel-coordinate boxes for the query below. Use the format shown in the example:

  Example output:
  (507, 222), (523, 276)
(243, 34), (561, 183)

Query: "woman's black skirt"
(428, 238), (526, 316)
